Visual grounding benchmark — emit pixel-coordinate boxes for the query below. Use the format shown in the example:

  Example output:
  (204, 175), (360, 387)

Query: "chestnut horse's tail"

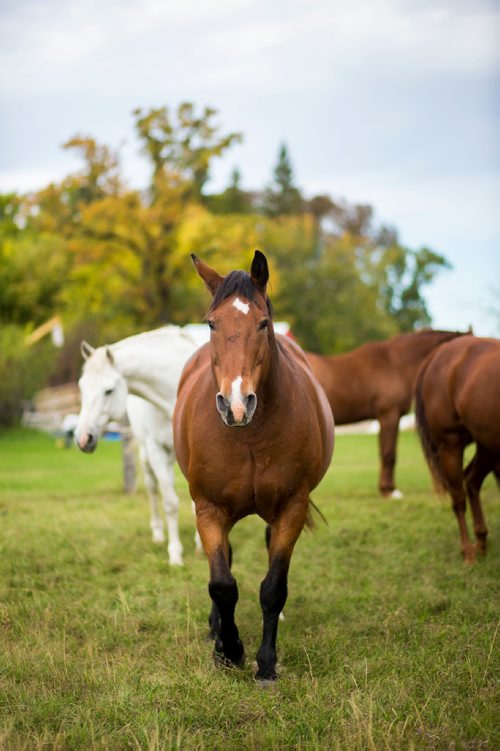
(415, 357), (449, 494)
(307, 499), (328, 528)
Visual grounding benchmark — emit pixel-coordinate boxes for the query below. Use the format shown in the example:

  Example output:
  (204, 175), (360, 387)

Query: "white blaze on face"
(233, 297), (250, 315)
(230, 375), (246, 423)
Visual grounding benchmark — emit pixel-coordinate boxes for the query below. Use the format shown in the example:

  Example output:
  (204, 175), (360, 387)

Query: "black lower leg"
(256, 555), (289, 681)
(207, 543), (232, 639)
(208, 547), (244, 666)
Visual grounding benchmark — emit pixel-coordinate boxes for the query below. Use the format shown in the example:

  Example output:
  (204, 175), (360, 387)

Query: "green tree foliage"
(0, 105), (451, 424)
(206, 169), (254, 214)
(261, 143), (303, 217)
(133, 103), (242, 201)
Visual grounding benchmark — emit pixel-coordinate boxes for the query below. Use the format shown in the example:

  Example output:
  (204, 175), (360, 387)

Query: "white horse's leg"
(160, 460), (184, 566)
(139, 447), (165, 544)
(149, 447), (183, 566)
(192, 501), (203, 554)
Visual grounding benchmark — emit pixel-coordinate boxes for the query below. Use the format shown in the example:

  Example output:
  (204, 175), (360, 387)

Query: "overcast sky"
(1, 0), (499, 335)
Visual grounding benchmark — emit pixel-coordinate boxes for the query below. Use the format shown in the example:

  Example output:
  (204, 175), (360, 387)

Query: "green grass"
(0, 427), (498, 750)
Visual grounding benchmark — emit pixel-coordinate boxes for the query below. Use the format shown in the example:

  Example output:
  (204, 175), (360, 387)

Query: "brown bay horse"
(305, 329), (465, 497)
(415, 335), (500, 564)
(173, 251), (334, 682)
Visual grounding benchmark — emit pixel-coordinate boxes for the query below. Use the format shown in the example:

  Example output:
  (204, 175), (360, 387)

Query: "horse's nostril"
(245, 392), (257, 415)
(216, 393), (228, 413)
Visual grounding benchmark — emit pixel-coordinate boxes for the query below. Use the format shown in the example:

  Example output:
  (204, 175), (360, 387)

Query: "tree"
(377, 245), (451, 331)
(206, 168), (254, 214)
(133, 103), (242, 202)
(261, 143), (303, 217)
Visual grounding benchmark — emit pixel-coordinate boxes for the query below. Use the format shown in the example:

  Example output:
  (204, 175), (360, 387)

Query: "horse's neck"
(112, 336), (191, 414)
(393, 332), (461, 378)
(263, 335), (294, 400)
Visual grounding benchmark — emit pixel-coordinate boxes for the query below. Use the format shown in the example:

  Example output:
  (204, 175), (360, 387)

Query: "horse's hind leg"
(256, 497), (309, 682)
(378, 409), (402, 498)
(439, 440), (475, 563)
(196, 503), (244, 667)
(465, 445), (494, 555)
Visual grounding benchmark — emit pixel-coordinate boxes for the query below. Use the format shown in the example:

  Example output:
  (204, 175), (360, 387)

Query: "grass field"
(0, 427), (498, 750)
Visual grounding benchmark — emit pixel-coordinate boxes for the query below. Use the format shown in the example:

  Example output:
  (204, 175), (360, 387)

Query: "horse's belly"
(190, 460), (308, 523)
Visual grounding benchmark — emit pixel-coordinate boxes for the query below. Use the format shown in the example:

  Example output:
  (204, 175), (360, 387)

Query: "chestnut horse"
(305, 329), (465, 497)
(173, 251), (334, 682)
(415, 335), (500, 564)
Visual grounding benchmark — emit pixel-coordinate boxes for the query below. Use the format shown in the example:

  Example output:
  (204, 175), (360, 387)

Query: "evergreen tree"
(261, 143), (303, 217)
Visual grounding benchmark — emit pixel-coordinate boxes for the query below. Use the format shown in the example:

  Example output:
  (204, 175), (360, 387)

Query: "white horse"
(75, 326), (206, 565)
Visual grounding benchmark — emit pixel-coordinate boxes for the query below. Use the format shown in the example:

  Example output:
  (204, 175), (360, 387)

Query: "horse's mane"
(208, 271), (273, 317)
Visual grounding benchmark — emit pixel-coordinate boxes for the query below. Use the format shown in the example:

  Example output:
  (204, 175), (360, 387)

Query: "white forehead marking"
(231, 376), (243, 402)
(233, 298), (250, 315)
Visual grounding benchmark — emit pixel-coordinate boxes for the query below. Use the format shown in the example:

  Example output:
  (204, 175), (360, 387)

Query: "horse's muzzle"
(76, 432), (98, 453)
(216, 392), (257, 427)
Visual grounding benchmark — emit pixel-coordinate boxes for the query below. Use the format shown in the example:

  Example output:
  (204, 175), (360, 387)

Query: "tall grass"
(0, 428), (498, 749)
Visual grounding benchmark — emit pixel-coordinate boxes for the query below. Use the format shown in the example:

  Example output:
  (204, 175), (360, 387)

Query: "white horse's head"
(75, 341), (128, 453)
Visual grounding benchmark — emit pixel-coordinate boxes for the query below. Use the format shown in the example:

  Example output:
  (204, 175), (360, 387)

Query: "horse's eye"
(208, 321), (215, 331)
(104, 388), (114, 396)
(258, 319), (269, 331)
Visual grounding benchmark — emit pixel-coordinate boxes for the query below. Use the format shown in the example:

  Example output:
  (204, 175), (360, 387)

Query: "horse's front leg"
(377, 409), (402, 498)
(196, 502), (244, 667)
(256, 498), (309, 683)
(152, 448), (183, 566)
(138, 447), (164, 544)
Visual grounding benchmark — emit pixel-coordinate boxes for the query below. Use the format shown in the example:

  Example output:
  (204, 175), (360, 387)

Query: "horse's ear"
(81, 340), (95, 360)
(191, 253), (223, 296)
(106, 346), (114, 365)
(250, 250), (269, 293)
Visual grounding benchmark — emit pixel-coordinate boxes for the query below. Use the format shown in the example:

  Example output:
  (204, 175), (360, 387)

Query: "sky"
(1, 0), (499, 335)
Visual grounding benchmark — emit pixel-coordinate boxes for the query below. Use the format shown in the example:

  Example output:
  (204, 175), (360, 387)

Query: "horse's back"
(305, 342), (398, 422)
(421, 336), (500, 450)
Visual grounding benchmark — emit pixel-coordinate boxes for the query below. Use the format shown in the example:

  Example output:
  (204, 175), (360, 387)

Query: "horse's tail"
(415, 357), (449, 494)
(306, 499), (328, 528)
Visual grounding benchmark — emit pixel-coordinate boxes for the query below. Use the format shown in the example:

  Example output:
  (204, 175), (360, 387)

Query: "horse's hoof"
(168, 546), (184, 566)
(169, 557), (184, 567)
(213, 638), (245, 668)
(462, 549), (476, 566)
(255, 677), (278, 689)
(213, 650), (245, 669)
(255, 670), (278, 686)
(389, 489), (403, 500)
